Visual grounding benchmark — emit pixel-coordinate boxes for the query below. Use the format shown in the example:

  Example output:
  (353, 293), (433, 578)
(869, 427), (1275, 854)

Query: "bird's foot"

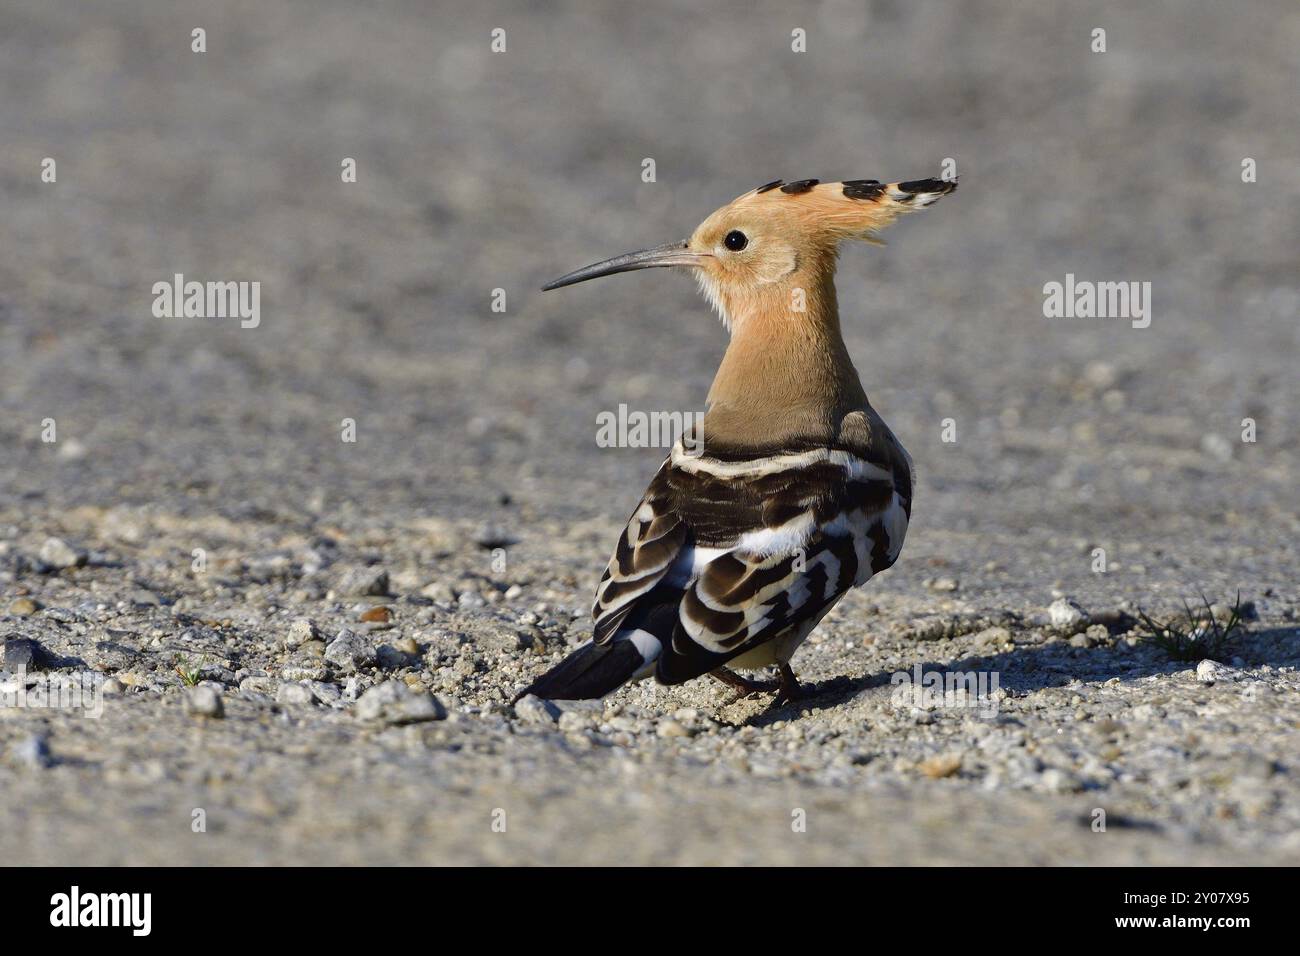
(711, 667), (778, 705)
(770, 663), (805, 708)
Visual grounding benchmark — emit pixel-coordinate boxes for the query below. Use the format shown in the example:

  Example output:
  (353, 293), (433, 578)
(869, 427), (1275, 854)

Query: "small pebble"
(656, 719), (691, 738)
(973, 626), (1011, 647)
(557, 711), (591, 733)
(336, 567), (389, 597)
(355, 680), (446, 724)
(13, 734), (53, 768)
(919, 754), (963, 779)
(4, 637), (53, 672)
(277, 682), (316, 706)
(1038, 768), (1081, 794)
(185, 685), (224, 718)
(309, 681), (342, 706)
(284, 618), (317, 648)
(420, 581), (456, 603)
(1048, 598), (1089, 632)
(39, 536), (86, 570)
(8, 597), (40, 616)
(376, 643), (413, 668)
(324, 629), (377, 673)
(1196, 659), (1239, 685)
(514, 694), (561, 725)
(281, 661), (328, 682)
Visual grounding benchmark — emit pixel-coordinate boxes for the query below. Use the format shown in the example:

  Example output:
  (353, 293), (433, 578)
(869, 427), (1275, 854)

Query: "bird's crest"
(718, 176), (958, 244)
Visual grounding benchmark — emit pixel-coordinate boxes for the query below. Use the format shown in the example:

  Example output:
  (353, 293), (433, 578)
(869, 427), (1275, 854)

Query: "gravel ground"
(1, 0), (1297, 865)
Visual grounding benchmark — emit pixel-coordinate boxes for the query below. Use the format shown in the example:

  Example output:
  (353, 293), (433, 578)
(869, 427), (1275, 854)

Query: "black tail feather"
(513, 640), (646, 702)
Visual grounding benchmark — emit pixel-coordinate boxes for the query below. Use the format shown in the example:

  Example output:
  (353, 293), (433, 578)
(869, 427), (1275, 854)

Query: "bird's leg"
(711, 667), (778, 693)
(711, 666), (778, 704)
(771, 663), (805, 707)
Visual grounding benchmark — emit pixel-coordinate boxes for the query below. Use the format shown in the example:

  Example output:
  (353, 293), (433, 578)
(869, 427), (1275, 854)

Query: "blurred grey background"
(0, 0), (1297, 864)
(3, 0), (1296, 555)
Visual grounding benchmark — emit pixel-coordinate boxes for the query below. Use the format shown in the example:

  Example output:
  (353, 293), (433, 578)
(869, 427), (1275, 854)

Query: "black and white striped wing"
(590, 437), (912, 685)
(590, 464), (687, 644)
(656, 446), (910, 683)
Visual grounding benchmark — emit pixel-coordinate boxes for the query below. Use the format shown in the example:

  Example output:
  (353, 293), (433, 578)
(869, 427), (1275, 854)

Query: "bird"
(517, 175), (956, 707)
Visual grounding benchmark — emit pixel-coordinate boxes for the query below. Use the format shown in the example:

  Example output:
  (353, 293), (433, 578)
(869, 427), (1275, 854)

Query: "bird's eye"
(723, 230), (748, 251)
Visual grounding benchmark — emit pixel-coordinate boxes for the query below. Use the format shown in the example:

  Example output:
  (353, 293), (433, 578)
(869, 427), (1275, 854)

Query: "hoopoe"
(519, 175), (956, 706)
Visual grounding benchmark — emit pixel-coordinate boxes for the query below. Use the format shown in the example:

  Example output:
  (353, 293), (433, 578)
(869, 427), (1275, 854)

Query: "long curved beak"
(542, 241), (707, 291)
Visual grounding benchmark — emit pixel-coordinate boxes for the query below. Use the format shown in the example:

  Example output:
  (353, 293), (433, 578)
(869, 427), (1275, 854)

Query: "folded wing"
(590, 422), (912, 686)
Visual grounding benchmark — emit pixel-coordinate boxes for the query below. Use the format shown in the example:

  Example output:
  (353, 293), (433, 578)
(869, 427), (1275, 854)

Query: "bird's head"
(542, 176), (956, 328)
